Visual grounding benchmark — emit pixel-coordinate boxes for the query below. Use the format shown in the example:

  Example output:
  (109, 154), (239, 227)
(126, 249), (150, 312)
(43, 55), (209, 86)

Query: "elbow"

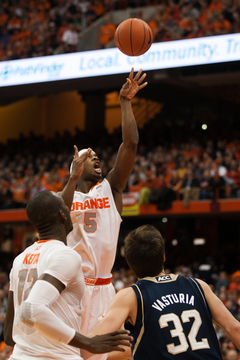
(4, 336), (15, 348)
(225, 321), (240, 336)
(19, 302), (35, 327)
(125, 140), (138, 152)
(4, 326), (15, 347)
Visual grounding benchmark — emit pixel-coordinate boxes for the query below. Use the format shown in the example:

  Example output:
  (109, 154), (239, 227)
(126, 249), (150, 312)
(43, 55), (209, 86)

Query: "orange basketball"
(114, 18), (153, 56)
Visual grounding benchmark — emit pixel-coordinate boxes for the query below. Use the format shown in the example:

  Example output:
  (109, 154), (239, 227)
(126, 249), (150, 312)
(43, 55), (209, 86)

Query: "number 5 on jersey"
(84, 212), (97, 233)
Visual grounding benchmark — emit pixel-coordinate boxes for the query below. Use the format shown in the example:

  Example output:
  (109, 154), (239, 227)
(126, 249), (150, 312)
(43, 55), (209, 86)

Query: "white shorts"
(80, 282), (116, 360)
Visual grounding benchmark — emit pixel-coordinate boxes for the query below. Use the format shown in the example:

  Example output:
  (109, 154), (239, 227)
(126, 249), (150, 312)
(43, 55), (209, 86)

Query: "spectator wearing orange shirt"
(147, 14), (160, 41)
(208, 0), (223, 13)
(7, 15), (21, 34)
(213, 11), (231, 34)
(91, 0), (106, 19)
(99, 14), (116, 49)
(11, 179), (27, 208)
(0, 9), (8, 27)
(228, 271), (240, 294)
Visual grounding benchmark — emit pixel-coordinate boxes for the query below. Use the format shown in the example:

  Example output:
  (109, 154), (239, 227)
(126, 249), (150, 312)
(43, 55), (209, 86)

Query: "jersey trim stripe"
(190, 277), (208, 308)
(36, 239), (55, 243)
(84, 276), (111, 286)
(132, 284), (145, 357)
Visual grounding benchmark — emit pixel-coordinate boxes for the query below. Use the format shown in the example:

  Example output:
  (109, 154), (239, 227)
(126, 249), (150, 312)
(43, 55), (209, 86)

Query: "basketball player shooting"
(60, 68), (148, 360)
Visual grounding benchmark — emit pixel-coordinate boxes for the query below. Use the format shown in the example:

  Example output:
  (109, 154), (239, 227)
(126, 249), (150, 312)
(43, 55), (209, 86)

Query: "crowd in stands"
(0, 0), (240, 61)
(1, 126), (240, 211)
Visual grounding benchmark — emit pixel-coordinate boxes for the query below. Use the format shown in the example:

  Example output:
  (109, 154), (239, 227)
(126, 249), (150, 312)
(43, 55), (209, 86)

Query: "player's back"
(131, 274), (223, 360)
(10, 239), (85, 360)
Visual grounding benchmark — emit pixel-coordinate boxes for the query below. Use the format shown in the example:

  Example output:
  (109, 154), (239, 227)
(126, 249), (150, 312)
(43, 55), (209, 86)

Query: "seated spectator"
(177, 159), (188, 179)
(149, 169), (181, 210)
(147, 14), (161, 41)
(180, 169), (200, 207)
(91, 0), (106, 20)
(228, 271), (240, 293)
(226, 159), (240, 197)
(199, 169), (212, 199)
(128, 163), (147, 189)
(0, 180), (14, 210)
(225, 298), (239, 316)
(29, 178), (46, 199)
(11, 179), (27, 209)
(209, 168), (226, 200)
(99, 14), (116, 49)
(140, 172), (167, 205)
(216, 271), (229, 295)
(61, 22), (78, 53)
(225, 349), (239, 360)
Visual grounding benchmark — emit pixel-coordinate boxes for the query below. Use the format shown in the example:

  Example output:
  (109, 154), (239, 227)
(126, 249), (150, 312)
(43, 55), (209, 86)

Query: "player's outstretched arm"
(59, 146), (92, 209)
(106, 68), (147, 213)
(198, 278), (240, 349)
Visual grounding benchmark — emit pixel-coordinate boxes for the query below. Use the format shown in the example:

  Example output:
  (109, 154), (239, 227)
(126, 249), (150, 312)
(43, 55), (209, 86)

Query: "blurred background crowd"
(0, 0), (240, 60)
(1, 124), (240, 211)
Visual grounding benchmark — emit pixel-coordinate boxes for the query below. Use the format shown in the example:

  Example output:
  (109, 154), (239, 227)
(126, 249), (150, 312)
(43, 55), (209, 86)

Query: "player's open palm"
(120, 68), (147, 100)
(71, 146), (92, 179)
(88, 330), (132, 354)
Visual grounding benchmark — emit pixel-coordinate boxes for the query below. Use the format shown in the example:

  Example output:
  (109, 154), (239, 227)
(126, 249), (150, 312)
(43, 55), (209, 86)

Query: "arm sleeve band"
(19, 279), (75, 344)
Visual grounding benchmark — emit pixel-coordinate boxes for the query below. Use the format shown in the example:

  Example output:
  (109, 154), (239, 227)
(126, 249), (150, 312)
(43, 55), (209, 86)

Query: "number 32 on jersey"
(159, 310), (210, 355)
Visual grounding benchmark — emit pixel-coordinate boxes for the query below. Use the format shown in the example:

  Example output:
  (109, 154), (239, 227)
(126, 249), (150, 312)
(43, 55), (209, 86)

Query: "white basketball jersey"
(9, 240), (85, 360)
(67, 178), (122, 278)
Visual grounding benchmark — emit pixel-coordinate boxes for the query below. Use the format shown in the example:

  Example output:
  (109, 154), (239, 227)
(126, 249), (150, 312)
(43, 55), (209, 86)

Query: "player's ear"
(59, 209), (67, 223)
(163, 254), (166, 262)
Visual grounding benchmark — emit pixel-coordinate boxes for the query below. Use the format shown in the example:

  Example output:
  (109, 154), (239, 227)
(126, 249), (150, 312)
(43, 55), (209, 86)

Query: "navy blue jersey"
(131, 274), (223, 360)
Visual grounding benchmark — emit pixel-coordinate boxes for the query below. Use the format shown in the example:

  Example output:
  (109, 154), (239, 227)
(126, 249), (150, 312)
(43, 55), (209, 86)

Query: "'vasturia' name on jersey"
(152, 292), (195, 311)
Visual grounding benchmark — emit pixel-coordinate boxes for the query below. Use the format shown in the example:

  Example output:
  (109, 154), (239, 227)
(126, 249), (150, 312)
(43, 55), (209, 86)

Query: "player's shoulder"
(47, 243), (82, 272)
(115, 286), (136, 303)
(13, 243), (36, 265)
(45, 240), (80, 261)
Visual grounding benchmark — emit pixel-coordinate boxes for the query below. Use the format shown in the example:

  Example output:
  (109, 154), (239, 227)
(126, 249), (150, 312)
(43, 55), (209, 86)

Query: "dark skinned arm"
(106, 68), (148, 214)
(4, 290), (15, 347)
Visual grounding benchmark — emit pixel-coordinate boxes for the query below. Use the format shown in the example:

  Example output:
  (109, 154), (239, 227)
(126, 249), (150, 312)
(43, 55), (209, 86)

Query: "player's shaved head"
(26, 191), (63, 229)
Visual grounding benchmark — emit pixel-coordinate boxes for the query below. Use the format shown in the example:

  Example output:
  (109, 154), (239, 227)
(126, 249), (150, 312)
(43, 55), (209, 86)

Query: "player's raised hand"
(120, 68), (147, 100)
(85, 330), (133, 354)
(70, 146), (92, 179)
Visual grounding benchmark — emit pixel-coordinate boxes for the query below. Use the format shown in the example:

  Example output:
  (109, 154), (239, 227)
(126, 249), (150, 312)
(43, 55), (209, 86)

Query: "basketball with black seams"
(114, 18), (153, 56)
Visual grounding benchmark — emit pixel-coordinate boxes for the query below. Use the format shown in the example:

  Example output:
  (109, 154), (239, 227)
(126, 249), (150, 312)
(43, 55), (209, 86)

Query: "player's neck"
(38, 224), (67, 244)
(157, 270), (166, 277)
(76, 179), (97, 193)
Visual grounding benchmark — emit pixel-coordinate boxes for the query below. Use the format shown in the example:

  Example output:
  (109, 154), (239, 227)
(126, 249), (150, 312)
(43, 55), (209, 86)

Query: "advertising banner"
(0, 33), (239, 87)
